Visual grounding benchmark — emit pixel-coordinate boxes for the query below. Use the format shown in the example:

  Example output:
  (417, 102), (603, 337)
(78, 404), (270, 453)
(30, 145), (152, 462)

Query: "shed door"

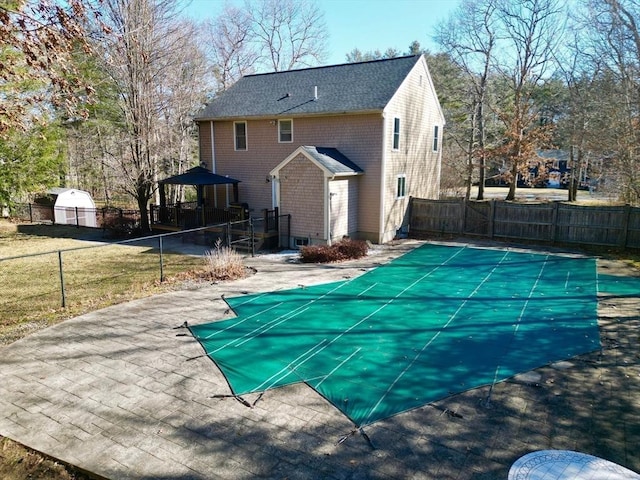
(329, 178), (358, 240)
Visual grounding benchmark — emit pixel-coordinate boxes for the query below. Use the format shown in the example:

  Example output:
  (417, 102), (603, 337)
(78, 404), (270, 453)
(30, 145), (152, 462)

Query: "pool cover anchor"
(337, 427), (376, 450)
(431, 403), (463, 419)
(211, 393), (253, 409)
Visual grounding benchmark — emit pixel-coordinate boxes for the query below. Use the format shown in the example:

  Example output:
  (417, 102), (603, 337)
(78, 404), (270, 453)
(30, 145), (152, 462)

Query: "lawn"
(0, 221), (204, 345)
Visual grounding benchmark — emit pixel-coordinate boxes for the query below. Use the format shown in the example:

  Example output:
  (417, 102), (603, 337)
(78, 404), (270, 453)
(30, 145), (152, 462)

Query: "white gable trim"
(270, 146), (361, 179)
(271, 146), (326, 178)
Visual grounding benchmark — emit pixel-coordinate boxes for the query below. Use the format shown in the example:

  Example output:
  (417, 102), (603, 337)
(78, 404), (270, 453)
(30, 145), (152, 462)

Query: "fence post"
(75, 206), (80, 228)
(29, 203), (33, 223)
(551, 202), (559, 243)
(488, 200), (495, 239)
(58, 251), (66, 308)
(620, 204), (631, 247)
(262, 209), (269, 233)
(250, 218), (255, 257)
(159, 235), (165, 282)
(226, 222), (231, 246)
(461, 198), (467, 234)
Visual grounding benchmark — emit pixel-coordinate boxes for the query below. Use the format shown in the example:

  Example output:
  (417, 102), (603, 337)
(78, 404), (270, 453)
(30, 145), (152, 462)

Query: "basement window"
(294, 237), (309, 248)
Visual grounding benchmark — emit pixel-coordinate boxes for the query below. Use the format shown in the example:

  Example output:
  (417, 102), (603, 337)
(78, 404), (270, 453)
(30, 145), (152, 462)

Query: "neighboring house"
(195, 54), (445, 246)
(536, 150), (570, 188)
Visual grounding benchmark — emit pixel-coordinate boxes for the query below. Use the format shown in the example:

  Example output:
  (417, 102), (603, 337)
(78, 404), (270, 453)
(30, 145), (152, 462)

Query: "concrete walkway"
(1, 240), (639, 479)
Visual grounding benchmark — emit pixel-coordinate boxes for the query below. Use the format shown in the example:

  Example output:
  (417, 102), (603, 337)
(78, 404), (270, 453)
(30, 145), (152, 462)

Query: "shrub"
(101, 214), (141, 239)
(300, 238), (368, 263)
(203, 239), (246, 280)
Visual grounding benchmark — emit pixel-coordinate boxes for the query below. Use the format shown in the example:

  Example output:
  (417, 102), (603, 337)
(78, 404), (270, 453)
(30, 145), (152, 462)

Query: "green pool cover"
(188, 244), (603, 427)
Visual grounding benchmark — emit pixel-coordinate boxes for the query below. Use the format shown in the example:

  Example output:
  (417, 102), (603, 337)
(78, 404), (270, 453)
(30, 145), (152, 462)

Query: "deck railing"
(150, 204), (245, 228)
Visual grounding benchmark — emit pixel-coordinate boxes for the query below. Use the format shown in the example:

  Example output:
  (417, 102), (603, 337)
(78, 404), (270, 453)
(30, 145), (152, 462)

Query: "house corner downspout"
(325, 175), (332, 246)
(210, 121), (218, 207)
(379, 112), (387, 244)
(271, 174), (279, 210)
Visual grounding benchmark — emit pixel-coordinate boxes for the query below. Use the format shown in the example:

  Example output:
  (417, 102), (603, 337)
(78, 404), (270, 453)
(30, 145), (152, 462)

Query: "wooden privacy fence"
(410, 198), (640, 249)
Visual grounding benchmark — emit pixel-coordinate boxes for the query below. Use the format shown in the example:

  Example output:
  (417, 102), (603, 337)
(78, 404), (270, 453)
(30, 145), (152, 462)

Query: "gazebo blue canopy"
(158, 166), (241, 207)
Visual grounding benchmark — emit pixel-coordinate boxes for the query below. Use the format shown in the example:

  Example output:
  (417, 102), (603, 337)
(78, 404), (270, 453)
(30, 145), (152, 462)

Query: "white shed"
(47, 188), (98, 227)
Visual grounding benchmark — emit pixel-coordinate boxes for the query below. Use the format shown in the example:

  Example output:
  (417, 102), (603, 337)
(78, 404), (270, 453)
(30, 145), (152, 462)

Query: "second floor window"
(433, 125), (439, 152)
(393, 117), (400, 150)
(234, 121), (247, 151)
(279, 119), (293, 143)
(397, 174), (406, 198)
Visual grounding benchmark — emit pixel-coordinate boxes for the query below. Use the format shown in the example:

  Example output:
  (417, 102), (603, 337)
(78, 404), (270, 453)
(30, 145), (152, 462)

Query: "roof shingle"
(196, 55), (422, 120)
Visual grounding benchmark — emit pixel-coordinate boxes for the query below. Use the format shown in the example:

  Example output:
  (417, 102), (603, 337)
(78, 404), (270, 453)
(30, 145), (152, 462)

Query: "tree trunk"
(477, 99), (486, 200)
(137, 186), (151, 232)
(506, 162), (518, 200)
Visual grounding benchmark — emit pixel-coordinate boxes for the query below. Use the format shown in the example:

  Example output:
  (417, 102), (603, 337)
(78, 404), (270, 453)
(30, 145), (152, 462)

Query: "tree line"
(1, 0), (326, 230)
(1, 0), (639, 233)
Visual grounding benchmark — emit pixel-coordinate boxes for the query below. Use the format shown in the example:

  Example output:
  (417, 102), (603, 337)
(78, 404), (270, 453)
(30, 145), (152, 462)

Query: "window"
(234, 121), (247, 151)
(396, 174), (406, 199)
(393, 117), (400, 150)
(278, 119), (293, 143)
(432, 125), (439, 152)
(294, 237), (309, 247)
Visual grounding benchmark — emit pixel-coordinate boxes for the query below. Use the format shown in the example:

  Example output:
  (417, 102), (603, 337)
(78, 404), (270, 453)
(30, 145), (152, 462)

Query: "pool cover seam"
(361, 249), (511, 425)
(490, 254), (549, 392)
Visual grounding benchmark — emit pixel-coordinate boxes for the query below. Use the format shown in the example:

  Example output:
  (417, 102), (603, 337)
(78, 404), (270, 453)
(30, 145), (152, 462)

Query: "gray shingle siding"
(195, 55), (422, 120)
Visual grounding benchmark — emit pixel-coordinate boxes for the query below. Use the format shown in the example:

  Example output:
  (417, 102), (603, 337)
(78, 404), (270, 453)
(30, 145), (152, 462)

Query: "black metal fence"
(11, 203), (292, 250)
(410, 198), (640, 248)
(12, 203), (141, 230)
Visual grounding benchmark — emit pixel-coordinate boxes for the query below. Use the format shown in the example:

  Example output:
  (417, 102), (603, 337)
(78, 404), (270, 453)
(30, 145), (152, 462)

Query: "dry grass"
(0, 437), (92, 480)
(202, 239), (247, 280)
(0, 221), (202, 344)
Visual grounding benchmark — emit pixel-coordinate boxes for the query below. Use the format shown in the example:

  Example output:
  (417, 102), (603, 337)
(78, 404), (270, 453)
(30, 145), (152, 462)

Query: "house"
(536, 150), (570, 188)
(195, 54), (445, 246)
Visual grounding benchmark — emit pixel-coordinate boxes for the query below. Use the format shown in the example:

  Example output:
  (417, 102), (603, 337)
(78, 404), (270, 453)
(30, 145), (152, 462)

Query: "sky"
(182, 0), (461, 66)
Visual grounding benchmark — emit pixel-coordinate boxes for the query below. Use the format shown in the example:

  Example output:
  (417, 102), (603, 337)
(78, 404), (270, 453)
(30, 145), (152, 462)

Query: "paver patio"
(0, 240), (638, 480)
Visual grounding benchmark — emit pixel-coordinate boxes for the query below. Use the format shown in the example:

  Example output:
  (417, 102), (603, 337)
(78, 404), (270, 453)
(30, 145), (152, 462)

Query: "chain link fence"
(0, 221), (258, 342)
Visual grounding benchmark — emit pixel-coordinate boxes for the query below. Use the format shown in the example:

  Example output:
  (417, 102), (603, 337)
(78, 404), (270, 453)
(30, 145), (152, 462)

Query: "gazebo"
(153, 165), (242, 228)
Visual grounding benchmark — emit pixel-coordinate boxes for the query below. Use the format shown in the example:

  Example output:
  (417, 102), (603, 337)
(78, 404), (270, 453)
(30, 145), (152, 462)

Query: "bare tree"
(437, 0), (498, 200)
(94, 0), (208, 230)
(492, 0), (565, 200)
(203, 4), (258, 91)
(156, 19), (209, 204)
(248, 0), (328, 71)
(578, 0), (640, 204)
